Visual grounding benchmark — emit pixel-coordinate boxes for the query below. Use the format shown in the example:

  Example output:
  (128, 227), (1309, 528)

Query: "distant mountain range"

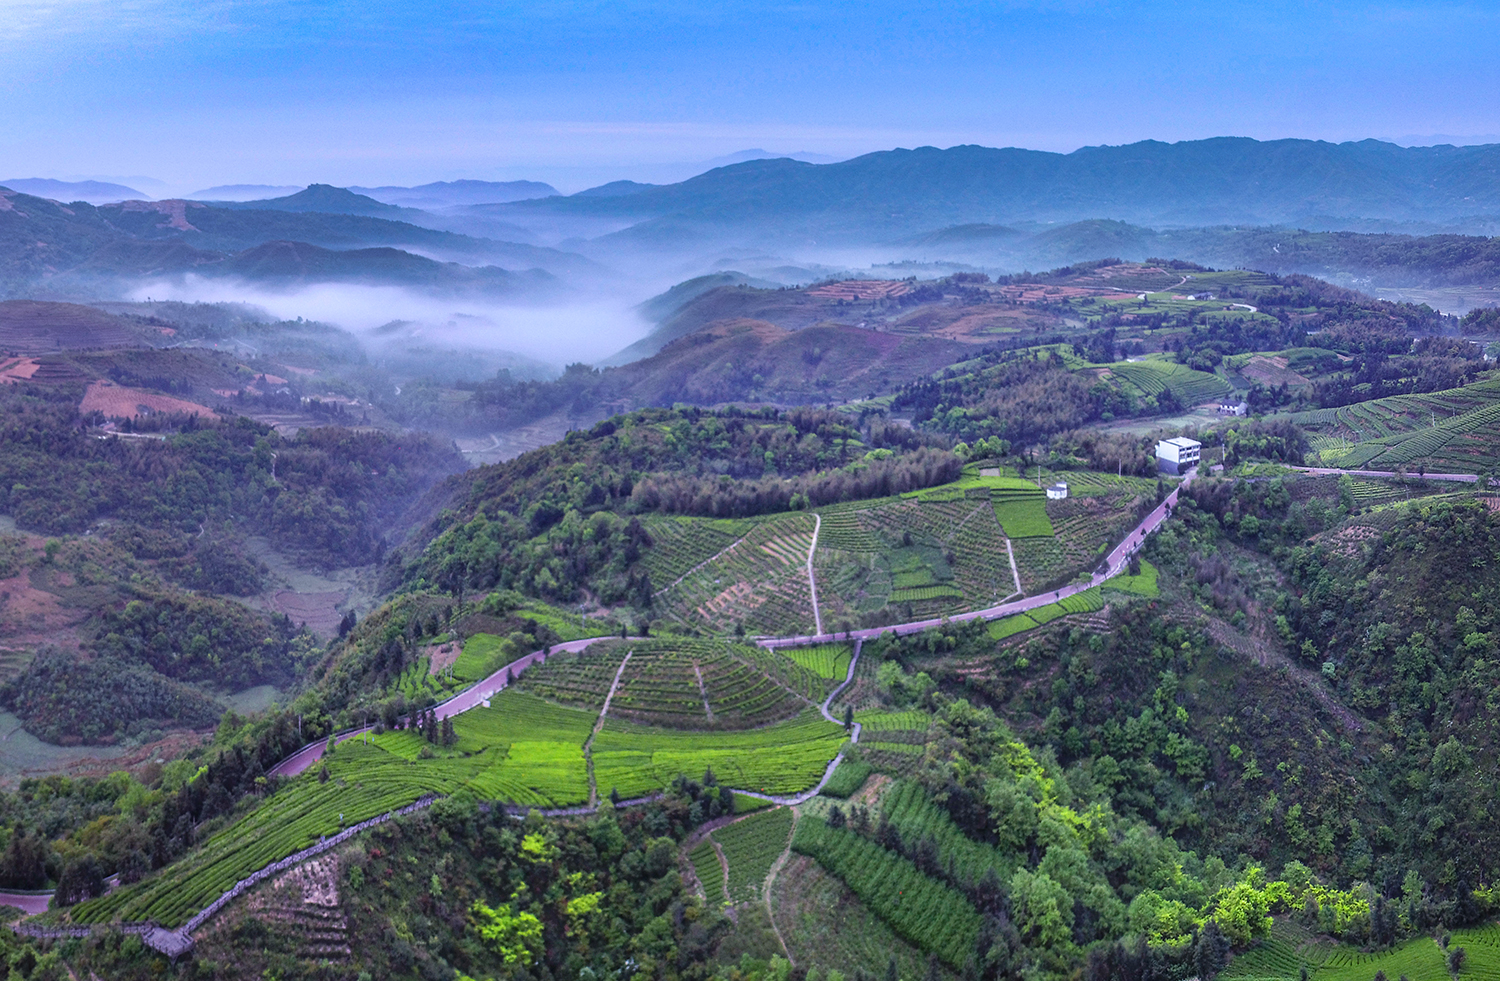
(491, 138), (1500, 244)
(0, 185), (592, 298)
(1, 178), (145, 204)
(348, 179), (558, 208)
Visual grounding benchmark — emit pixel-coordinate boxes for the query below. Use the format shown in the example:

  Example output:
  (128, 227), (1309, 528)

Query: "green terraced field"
(1106, 358), (1234, 406)
(652, 512), (818, 635)
(820, 759), (872, 798)
(791, 817), (982, 969)
(778, 643), (853, 681)
(991, 486), (1055, 539)
(713, 807), (795, 903)
(690, 840), (727, 903)
(591, 710), (845, 800)
(1291, 377), (1500, 473)
(519, 638), (825, 728)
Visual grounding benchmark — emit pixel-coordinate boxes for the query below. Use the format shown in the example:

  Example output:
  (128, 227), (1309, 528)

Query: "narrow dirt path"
(585, 650), (634, 805)
(1005, 537), (1022, 597)
(693, 662), (714, 721)
(763, 807), (799, 964)
(807, 513), (824, 636)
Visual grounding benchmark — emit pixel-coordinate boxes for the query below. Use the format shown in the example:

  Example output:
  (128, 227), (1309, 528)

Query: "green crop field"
(854, 710), (930, 733)
(451, 633), (511, 682)
(690, 840), (727, 903)
(777, 643), (853, 681)
(652, 512), (818, 635)
(991, 486), (1055, 538)
(519, 638), (825, 728)
(712, 807), (795, 903)
(591, 710), (845, 800)
(69, 690), (603, 928)
(1106, 358), (1233, 406)
(814, 486), (1023, 624)
(820, 759), (872, 798)
(791, 817), (982, 969)
(638, 515), (759, 588)
(1291, 377), (1500, 473)
(881, 781), (1017, 890)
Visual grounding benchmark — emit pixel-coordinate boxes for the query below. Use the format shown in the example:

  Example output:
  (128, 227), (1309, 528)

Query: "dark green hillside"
(0, 381), (462, 564)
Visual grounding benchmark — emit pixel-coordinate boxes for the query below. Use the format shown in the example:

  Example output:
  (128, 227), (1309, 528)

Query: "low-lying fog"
(128, 277), (655, 367)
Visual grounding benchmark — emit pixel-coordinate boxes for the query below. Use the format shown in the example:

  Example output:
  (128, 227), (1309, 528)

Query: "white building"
(1217, 400), (1248, 417)
(1046, 482), (1069, 500)
(1156, 437), (1201, 475)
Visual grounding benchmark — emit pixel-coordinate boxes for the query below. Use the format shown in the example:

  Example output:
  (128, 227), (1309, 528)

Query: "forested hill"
(498, 138), (1500, 236)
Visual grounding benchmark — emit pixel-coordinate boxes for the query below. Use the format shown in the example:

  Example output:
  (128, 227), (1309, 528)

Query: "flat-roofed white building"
(1046, 482), (1069, 500)
(1156, 437), (1201, 475)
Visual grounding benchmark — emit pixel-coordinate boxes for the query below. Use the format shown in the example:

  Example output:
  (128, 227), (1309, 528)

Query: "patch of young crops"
(820, 759), (872, 798)
(890, 584), (964, 602)
(791, 817), (982, 969)
(1102, 560), (1159, 598)
(1218, 936), (1308, 981)
(712, 807), (795, 903)
(1312, 937), (1451, 981)
(591, 710), (845, 799)
(991, 486), (1055, 538)
(1108, 360), (1231, 405)
(853, 710), (930, 734)
(777, 643), (853, 681)
(815, 502), (886, 553)
(657, 513), (818, 635)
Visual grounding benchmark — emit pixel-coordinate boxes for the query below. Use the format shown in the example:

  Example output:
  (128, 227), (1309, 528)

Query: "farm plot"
(639, 515), (759, 590)
(791, 817), (981, 970)
(991, 485), (1054, 539)
(712, 807), (795, 903)
(71, 739), (483, 927)
(655, 513), (818, 635)
(777, 643), (853, 681)
(690, 840), (727, 903)
(820, 759), (872, 798)
(1293, 377), (1500, 473)
(511, 644), (629, 709)
(814, 493), (1015, 625)
(1106, 359), (1232, 406)
(586, 639), (818, 729)
(880, 780), (1017, 890)
(591, 711), (845, 800)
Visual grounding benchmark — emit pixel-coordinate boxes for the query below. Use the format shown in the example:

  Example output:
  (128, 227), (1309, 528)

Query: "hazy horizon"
(3, 1), (1498, 194)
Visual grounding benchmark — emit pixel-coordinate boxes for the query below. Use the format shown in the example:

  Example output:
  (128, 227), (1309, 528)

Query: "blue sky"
(3, 0), (1498, 194)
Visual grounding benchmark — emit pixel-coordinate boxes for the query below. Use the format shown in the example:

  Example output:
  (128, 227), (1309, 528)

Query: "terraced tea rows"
(791, 817), (981, 969)
(1293, 377), (1500, 473)
(777, 643), (853, 681)
(713, 807), (795, 903)
(639, 515), (758, 589)
(1108, 359), (1232, 405)
(592, 711), (845, 800)
(991, 485), (1055, 539)
(655, 513), (818, 634)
